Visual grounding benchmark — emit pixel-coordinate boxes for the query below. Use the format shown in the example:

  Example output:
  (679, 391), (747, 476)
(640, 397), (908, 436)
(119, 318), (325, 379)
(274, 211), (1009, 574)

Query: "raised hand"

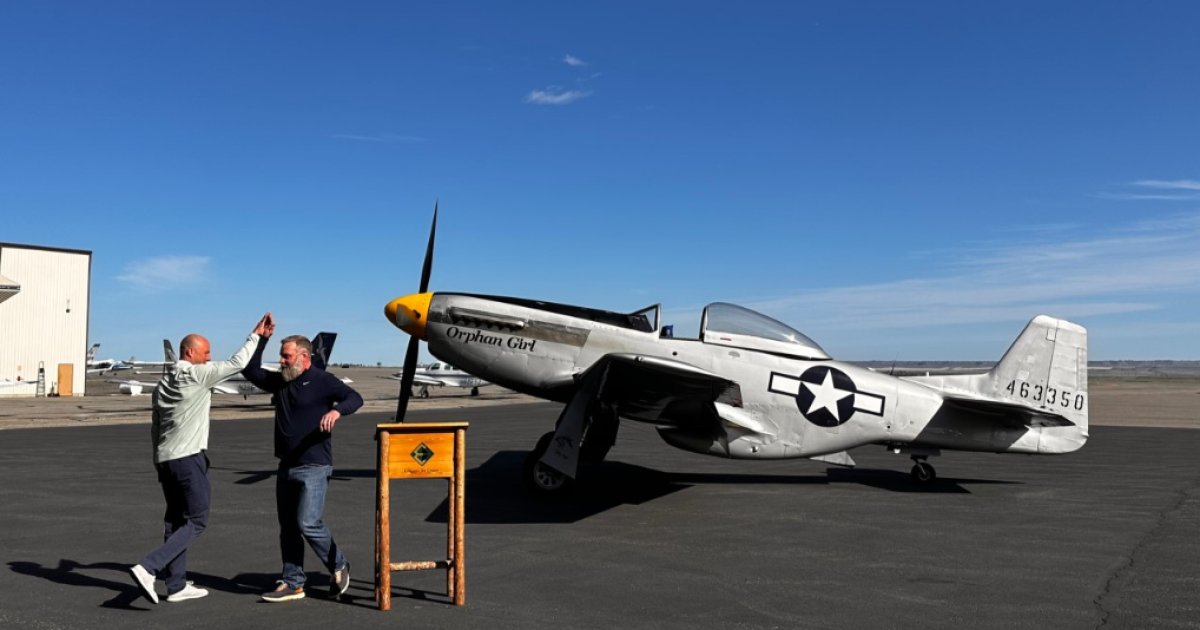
(254, 312), (275, 338)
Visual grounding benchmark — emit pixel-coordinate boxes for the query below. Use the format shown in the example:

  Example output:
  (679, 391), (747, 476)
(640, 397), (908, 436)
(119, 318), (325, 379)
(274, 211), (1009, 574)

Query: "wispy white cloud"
(563, 54), (587, 67)
(117, 256), (211, 291)
(1132, 179), (1200, 191)
(992, 222), (1080, 233)
(742, 214), (1200, 332)
(525, 88), (592, 105)
(332, 133), (425, 143)
(1096, 178), (1200, 200)
(1096, 192), (1200, 201)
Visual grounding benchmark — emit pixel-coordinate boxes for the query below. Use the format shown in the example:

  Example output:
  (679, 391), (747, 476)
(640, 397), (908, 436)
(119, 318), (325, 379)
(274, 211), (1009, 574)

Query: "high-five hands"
(254, 312), (276, 338)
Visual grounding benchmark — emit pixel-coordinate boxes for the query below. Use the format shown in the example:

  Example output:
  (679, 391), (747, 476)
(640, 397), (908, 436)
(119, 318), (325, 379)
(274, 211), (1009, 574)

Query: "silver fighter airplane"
(384, 215), (1089, 495)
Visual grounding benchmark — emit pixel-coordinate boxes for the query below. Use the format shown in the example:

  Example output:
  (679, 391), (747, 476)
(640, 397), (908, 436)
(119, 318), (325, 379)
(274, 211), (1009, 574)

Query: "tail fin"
(87, 344), (99, 361)
(163, 340), (177, 363)
(311, 332), (337, 370)
(986, 315), (1088, 430)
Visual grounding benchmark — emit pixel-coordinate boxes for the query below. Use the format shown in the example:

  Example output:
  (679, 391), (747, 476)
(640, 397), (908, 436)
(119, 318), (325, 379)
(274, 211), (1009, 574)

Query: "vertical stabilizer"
(987, 316), (1088, 430)
(312, 332), (337, 371)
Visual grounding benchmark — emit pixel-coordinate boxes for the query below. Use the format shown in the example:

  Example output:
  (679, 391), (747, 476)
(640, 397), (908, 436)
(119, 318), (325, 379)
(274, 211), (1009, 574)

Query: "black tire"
(910, 462), (937, 485)
(524, 432), (575, 497)
(471, 387), (479, 396)
(419, 389), (430, 399)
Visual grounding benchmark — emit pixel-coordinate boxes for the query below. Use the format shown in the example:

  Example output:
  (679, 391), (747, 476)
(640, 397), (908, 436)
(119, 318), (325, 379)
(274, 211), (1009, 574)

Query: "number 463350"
(1005, 380), (1085, 411)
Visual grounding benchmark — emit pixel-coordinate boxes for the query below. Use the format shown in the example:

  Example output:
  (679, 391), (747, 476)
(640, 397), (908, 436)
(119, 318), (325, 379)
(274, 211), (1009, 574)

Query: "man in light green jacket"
(129, 313), (274, 605)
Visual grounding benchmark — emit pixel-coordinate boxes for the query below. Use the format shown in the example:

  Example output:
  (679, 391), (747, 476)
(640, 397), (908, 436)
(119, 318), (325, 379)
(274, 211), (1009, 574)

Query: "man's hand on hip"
(320, 409), (341, 432)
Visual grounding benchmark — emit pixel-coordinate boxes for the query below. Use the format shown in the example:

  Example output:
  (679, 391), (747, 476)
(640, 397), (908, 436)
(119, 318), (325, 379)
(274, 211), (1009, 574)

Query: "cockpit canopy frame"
(700, 302), (830, 360)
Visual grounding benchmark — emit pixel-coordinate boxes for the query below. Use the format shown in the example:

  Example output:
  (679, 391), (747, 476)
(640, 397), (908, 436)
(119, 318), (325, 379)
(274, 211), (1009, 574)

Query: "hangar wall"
(0, 243), (91, 397)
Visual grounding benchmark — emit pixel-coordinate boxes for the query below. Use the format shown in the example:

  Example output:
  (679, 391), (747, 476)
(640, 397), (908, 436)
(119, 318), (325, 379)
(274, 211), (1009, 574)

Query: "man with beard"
(130, 314), (274, 605)
(241, 322), (363, 603)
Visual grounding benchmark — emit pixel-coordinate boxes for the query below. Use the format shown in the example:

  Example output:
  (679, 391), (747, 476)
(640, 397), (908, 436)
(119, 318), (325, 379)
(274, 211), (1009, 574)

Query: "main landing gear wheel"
(418, 388), (430, 399)
(470, 387), (479, 396)
(910, 461), (937, 485)
(524, 432), (575, 497)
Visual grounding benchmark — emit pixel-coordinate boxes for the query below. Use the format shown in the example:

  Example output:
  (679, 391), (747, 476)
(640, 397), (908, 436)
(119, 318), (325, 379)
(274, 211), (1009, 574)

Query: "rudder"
(312, 332), (337, 370)
(987, 315), (1088, 430)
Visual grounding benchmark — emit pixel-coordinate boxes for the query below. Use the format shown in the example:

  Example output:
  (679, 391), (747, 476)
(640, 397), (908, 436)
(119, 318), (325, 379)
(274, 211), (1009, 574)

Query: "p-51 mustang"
(383, 361), (491, 398)
(384, 214), (1088, 495)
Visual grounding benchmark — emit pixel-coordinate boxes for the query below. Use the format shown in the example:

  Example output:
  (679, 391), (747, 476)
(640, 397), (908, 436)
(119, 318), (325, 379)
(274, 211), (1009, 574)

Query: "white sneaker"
(166, 583), (209, 602)
(130, 564), (159, 604)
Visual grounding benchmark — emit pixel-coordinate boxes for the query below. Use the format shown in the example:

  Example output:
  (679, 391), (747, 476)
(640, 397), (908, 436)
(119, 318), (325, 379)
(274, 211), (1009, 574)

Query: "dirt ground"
(0, 369), (1195, 431)
(1086, 376), (1200, 429)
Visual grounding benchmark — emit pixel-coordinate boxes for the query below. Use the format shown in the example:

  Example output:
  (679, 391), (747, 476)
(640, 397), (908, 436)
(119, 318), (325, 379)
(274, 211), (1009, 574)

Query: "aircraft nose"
(385, 293), (433, 340)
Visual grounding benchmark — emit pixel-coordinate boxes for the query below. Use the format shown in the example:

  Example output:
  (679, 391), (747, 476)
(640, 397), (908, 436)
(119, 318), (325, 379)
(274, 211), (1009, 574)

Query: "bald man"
(129, 314), (274, 605)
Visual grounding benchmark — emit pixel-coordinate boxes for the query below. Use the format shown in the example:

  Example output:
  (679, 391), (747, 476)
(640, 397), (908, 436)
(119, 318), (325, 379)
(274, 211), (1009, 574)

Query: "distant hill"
(849, 360), (1200, 378)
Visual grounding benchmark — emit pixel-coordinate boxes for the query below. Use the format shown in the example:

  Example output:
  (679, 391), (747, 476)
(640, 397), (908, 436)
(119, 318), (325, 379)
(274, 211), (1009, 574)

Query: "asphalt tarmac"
(2, 403), (1197, 630)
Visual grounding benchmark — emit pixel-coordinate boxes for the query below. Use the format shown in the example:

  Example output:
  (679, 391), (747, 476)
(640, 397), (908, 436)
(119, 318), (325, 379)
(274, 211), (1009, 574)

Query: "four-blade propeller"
(391, 203), (437, 422)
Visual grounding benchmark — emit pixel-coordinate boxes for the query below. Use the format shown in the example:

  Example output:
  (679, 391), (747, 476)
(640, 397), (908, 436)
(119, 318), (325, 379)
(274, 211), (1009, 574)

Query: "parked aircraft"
(115, 340), (178, 374)
(383, 361), (491, 398)
(384, 211), (1089, 495)
(85, 344), (120, 375)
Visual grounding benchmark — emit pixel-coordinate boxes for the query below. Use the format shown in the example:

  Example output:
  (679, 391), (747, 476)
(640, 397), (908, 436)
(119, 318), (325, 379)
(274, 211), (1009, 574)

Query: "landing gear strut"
(910, 455), (937, 485)
(523, 432), (574, 496)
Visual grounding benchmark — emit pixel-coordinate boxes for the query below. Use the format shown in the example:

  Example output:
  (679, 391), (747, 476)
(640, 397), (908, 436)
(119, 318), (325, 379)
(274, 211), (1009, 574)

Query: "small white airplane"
(384, 210), (1089, 496)
(381, 360), (489, 396)
(114, 340), (178, 374)
(383, 361), (491, 398)
(85, 344), (120, 375)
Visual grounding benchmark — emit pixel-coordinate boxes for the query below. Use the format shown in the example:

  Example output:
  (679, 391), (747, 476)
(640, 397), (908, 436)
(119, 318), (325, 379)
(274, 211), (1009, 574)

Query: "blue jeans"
(141, 452), (210, 596)
(276, 463), (346, 588)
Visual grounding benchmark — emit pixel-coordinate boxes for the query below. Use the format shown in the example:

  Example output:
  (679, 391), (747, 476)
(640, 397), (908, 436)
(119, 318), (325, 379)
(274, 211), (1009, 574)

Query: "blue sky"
(2, 1), (1197, 364)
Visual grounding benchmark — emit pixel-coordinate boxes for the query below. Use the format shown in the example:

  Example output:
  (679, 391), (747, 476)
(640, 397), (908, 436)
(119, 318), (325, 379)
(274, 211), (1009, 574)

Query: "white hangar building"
(0, 243), (92, 397)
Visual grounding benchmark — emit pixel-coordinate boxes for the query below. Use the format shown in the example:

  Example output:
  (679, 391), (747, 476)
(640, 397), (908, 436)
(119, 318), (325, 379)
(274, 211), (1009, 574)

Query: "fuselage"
(415, 293), (1085, 460)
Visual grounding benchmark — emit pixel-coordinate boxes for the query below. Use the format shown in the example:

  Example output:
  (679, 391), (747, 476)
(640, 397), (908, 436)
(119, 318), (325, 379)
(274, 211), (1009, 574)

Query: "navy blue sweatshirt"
(242, 336), (364, 466)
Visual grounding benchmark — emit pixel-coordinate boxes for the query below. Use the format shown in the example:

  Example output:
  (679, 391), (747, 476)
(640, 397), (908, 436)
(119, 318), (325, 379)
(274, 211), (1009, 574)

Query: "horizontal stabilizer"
(940, 393), (1076, 427)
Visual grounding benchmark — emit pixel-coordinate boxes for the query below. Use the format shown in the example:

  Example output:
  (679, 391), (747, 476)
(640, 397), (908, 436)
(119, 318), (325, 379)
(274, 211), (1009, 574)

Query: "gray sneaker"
(166, 583), (209, 603)
(129, 564), (159, 604)
(330, 561), (350, 599)
(262, 582), (305, 603)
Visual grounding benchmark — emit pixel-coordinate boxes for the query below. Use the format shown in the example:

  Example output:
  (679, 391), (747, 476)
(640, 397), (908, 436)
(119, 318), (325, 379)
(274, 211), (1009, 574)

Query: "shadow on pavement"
(416, 451), (1021, 524)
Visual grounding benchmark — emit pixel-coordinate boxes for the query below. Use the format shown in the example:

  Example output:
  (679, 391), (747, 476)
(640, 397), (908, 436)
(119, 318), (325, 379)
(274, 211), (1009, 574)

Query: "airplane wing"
(539, 353), (739, 478)
(380, 373), (448, 387)
(408, 374), (451, 387)
(108, 378), (161, 395)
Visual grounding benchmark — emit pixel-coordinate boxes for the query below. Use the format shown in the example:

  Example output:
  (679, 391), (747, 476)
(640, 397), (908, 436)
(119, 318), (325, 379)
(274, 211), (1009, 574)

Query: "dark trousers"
(139, 452), (210, 595)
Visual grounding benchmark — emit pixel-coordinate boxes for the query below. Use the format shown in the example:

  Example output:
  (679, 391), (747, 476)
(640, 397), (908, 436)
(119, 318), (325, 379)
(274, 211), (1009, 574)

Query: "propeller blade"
(418, 202), (437, 293)
(394, 336), (420, 423)
(395, 202), (439, 422)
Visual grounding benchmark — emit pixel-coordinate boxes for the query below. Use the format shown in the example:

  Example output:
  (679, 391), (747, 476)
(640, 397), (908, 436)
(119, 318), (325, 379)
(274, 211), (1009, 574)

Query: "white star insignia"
(802, 369), (853, 421)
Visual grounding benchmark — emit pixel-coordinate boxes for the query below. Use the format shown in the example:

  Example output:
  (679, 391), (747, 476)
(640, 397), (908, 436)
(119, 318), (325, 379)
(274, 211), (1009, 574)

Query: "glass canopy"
(700, 302), (829, 360)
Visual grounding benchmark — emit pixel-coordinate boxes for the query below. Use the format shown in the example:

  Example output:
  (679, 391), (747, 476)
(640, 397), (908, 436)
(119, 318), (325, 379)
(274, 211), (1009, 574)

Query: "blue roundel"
(795, 366), (859, 427)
